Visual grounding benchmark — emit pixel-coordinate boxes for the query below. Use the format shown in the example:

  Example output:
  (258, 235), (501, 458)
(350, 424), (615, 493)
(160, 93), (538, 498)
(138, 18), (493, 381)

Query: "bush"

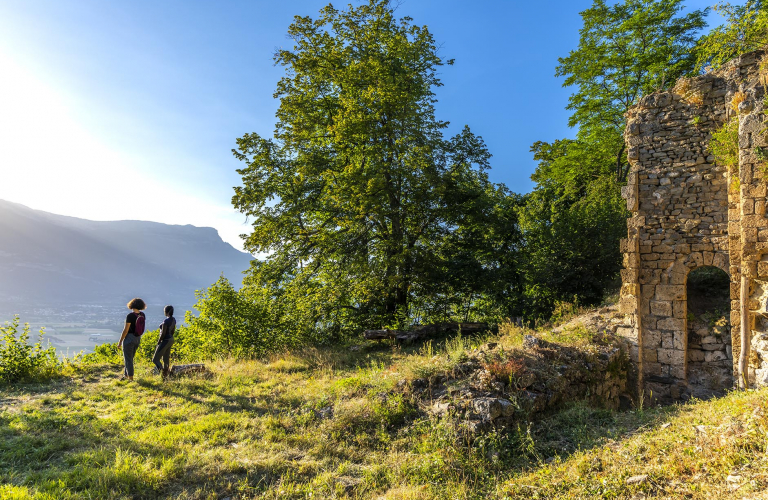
(710, 117), (739, 172)
(0, 316), (61, 384)
(78, 341), (122, 365)
(79, 329), (163, 365)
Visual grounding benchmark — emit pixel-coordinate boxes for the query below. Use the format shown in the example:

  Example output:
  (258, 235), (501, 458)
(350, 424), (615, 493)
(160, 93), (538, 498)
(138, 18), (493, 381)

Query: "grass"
(2, 325), (768, 499)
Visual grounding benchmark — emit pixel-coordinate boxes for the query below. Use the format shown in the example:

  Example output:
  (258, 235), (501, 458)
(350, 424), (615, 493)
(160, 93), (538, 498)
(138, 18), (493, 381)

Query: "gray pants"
(122, 334), (140, 377)
(152, 337), (174, 372)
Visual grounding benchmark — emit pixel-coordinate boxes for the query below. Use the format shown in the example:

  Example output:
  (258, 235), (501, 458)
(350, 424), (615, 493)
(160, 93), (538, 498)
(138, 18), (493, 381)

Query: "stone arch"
(684, 265), (733, 399)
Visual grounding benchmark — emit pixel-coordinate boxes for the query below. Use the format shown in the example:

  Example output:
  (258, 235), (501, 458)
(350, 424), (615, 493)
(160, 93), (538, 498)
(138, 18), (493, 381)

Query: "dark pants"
(152, 337), (174, 372)
(122, 334), (140, 377)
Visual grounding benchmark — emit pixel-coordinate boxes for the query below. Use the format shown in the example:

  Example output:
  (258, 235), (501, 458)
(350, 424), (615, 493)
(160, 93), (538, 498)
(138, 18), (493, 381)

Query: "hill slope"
(1, 319), (767, 499)
(0, 199), (253, 309)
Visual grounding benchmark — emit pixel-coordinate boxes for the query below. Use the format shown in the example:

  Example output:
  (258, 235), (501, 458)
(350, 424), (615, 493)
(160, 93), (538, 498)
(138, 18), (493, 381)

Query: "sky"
(0, 0), (723, 250)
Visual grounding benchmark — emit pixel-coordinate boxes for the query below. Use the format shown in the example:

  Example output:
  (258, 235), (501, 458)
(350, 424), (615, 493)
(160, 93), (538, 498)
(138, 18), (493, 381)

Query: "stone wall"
(620, 50), (768, 402)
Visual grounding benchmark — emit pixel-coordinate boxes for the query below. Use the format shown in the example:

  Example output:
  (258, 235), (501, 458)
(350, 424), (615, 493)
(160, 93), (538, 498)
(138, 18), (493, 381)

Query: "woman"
(152, 305), (176, 379)
(118, 298), (147, 381)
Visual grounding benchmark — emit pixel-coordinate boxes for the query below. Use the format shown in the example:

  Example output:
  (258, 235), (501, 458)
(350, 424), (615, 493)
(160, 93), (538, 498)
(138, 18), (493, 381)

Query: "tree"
(232, 1), (505, 334)
(513, 0), (707, 320)
(556, 0), (706, 182)
(517, 139), (628, 318)
(696, 1), (768, 70)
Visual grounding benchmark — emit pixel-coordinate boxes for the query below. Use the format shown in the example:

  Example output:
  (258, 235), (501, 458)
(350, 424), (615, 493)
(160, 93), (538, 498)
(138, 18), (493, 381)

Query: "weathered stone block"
(643, 348), (658, 363)
(704, 350), (728, 362)
(758, 261), (768, 277)
(712, 252), (729, 271)
(644, 329), (663, 347)
(618, 297), (637, 314)
(650, 300), (673, 317)
(621, 269), (639, 282)
(658, 348), (685, 365)
(657, 317), (685, 331)
(625, 253), (641, 267)
(655, 285), (686, 301)
(641, 285), (656, 299)
(688, 348), (705, 362)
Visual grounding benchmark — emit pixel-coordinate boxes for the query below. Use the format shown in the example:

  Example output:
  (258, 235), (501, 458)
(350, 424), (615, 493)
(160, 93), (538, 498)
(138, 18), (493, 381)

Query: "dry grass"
(2, 318), (768, 499)
(673, 77), (704, 106)
(732, 91), (748, 113)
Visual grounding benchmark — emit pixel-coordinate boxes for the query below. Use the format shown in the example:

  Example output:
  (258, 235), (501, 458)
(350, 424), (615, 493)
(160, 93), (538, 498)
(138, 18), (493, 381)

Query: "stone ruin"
(619, 49), (768, 402)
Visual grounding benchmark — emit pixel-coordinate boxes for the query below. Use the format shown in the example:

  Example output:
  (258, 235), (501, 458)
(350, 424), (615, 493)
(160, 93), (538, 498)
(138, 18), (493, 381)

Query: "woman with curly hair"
(118, 297), (146, 381)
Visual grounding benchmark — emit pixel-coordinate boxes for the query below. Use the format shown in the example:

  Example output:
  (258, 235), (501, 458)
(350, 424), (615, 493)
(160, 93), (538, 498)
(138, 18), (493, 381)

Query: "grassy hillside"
(2, 325), (768, 499)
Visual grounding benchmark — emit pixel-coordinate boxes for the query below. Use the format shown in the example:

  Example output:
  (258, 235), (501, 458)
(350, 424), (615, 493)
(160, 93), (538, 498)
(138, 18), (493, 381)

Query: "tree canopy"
(696, 1), (768, 70)
(231, 0), (511, 335)
(556, 0), (706, 182)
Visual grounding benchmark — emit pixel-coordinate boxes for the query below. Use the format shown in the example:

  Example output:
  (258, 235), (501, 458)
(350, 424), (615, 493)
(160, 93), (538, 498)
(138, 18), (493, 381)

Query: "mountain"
(0, 199), (253, 310)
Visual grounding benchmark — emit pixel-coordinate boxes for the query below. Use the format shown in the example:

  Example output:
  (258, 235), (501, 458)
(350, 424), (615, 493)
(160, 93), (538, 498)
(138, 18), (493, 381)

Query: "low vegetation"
(2, 316), (768, 499)
(0, 317), (61, 384)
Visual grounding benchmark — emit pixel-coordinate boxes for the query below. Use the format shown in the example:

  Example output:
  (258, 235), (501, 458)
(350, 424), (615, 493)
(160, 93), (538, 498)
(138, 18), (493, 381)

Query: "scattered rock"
(170, 364), (207, 376)
(522, 335), (541, 350)
(315, 407), (333, 420)
(334, 476), (361, 495)
(626, 474), (648, 485)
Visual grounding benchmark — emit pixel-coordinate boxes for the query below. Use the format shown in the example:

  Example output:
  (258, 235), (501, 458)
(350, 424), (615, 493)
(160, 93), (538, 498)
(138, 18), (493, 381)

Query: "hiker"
(118, 297), (147, 381)
(152, 305), (176, 379)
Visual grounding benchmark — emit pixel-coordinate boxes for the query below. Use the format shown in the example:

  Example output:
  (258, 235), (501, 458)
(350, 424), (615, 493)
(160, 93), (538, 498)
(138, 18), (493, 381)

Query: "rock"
(522, 335), (541, 350)
(334, 476), (361, 495)
(626, 474), (648, 485)
(412, 378), (428, 389)
(430, 402), (453, 417)
(170, 364), (207, 376)
(472, 397), (503, 420)
(316, 407), (333, 420)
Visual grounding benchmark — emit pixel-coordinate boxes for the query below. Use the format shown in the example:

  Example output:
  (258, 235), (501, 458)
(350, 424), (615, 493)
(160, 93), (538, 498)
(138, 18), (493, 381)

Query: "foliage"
(556, 0), (706, 182)
(231, 0), (517, 335)
(78, 342), (123, 365)
(710, 117), (740, 175)
(509, 0), (706, 321)
(0, 316), (60, 384)
(179, 276), (278, 359)
(517, 138), (628, 318)
(696, 0), (768, 71)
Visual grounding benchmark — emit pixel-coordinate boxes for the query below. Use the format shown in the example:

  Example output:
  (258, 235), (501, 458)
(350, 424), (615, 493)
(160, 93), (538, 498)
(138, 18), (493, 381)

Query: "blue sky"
(0, 0), (721, 249)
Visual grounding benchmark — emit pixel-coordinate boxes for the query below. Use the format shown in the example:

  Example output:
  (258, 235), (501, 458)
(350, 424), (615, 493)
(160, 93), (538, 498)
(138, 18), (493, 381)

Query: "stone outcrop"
(412, 332), (629, 436)
(619, 49), (768, 401)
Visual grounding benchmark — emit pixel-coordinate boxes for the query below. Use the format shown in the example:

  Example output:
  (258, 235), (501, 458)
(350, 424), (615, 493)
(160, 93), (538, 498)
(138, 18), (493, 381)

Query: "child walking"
(152, 305), (176, 379)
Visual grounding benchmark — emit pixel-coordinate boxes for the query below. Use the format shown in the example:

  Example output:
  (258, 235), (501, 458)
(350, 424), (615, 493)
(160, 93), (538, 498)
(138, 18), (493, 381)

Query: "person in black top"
(152, 305), (176, 379)
(118, 298), (146, 381)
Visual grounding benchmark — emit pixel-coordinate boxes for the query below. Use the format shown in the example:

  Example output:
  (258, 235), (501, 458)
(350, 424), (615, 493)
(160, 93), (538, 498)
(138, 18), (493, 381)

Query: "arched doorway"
(686, 266), (733, 398)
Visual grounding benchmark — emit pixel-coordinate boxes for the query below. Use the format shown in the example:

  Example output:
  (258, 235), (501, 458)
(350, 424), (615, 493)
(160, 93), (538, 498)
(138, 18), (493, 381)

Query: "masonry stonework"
(620, 50), (768, 402)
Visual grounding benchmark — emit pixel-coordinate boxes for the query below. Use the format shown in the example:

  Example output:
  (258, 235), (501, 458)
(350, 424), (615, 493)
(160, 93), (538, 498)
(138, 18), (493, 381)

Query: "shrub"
(710, 116), (740, 187)
(0, 316), (61, 384)
(483, 358), (526, 386)
(78, 341), (123, 365)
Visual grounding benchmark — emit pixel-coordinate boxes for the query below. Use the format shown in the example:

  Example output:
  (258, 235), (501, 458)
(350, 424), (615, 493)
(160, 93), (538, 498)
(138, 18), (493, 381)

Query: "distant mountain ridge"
(0, 199), (253, 309)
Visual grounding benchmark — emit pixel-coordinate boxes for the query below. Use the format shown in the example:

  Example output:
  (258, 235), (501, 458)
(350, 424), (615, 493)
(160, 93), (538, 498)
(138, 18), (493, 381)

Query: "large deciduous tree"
(231, 1), (505, 334)
(696, 1), (768, 70)
(516, 0), (705, 318)
(556, 0), (706, 182)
